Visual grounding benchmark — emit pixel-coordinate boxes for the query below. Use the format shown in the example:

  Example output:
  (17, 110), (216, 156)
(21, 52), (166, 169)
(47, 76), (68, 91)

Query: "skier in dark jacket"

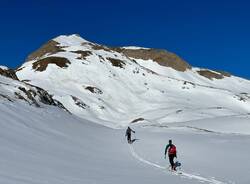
(125, 126), (135, 144)
(164, 140), (177, 171)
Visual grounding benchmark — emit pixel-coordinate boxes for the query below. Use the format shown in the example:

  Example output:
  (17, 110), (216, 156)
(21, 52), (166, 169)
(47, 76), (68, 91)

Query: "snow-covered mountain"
(16, 34), (250, 128)
(1, 34), (250, 184)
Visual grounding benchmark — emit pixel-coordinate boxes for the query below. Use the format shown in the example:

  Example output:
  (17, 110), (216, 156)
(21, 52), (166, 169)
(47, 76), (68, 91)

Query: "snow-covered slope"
(0, 72), (67, 110)
(16, 34), (250, 128)
(1, 35), (250, 184)
(1, 97), (250, 184)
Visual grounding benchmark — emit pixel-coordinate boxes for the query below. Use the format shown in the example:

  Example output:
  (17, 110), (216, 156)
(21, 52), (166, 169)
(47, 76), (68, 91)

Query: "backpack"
(168, 145), (177, 155)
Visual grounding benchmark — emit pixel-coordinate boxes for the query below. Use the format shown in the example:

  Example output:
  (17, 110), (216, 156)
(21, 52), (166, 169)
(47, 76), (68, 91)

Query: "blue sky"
(0, 0), (249, 79)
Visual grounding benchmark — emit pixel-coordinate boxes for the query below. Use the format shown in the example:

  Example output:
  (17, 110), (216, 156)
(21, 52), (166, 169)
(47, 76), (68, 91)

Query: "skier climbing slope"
(165, 140), (177, 171)
(125, 126), (135, 144)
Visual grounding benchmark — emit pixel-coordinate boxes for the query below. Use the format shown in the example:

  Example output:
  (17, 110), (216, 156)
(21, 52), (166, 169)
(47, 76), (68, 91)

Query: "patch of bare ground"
(0, 68), (19, 80)
(91, 43), (112, 52)
(85, 86), (103, 94)
(113, 48), (191, 72)
(72, 50), (92, 60)
(197, 70), (224, 80)
(71, 96), (89, 109)
(32, 57), (71, 72)
(16, 87), (40, 107)
(131, 118), (145, 123)
(216, 70), (231, 77)
(234, 93), (250, 102)
(21, 80), (31, 83)
(106, 57), (126, 68)
(13, 84), (70, 111)
(26, 40), (65, 61)
(98, 55), (105, 63)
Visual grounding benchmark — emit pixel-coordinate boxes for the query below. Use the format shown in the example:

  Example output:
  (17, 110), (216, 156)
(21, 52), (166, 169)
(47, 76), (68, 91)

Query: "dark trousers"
(127, 133), (131, 143)
(169, 154), (175, 169)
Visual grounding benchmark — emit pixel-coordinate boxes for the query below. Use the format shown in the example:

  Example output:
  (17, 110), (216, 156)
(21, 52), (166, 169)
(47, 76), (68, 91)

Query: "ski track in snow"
(129, 145), (230, 184)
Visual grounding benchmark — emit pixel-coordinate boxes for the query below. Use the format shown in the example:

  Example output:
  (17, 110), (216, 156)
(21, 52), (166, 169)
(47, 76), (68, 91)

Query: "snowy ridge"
(0, 75), (67, 109)
(54, 34), (89, 47)
(0, 65), (8, 70)
(122, 46), (150, 50)
(16, 34), (250, 128)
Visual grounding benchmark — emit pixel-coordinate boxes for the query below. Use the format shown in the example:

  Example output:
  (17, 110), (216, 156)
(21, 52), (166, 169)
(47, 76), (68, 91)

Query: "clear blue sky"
(1, 0), (250, 79)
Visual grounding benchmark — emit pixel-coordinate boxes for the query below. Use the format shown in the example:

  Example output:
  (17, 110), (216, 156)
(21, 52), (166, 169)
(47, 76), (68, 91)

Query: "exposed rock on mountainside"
(85, 86), (103, 94)
(26, 40), (65, 61)
(217, 70), (231, 77)
(32, 57), (71, 71)
(131, 118), (145, 123)
(0, 68), (19, 80)
(91, 44), (111, 52)
(15, 34), (250, 127)
(15, 84), (68, 109)
(0, 73), (68, 111)
(113, 48), (191, 72)
(197, 70), (224, 80)
(72, 50), (92, 60)
(106, 57), (126, 68)
(71, 95), (89, 109)
(17, 84), (69, 109)
(25, 35), (191, 72)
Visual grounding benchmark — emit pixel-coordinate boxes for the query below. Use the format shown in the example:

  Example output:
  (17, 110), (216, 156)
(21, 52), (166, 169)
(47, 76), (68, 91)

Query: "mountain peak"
(24, 34), (191, 72)
(53, 34), (89, 47)
(15, 35), (250, 127)
(25, 34), (88, 62)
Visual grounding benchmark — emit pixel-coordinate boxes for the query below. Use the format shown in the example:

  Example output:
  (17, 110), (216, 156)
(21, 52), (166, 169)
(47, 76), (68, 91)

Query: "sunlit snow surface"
(0, 65), (9, 70)
(3, 34), (250, 183)
(16, 35), (250, 128)
(0, 100), (250, 184)
(1, 74), (250, 184)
